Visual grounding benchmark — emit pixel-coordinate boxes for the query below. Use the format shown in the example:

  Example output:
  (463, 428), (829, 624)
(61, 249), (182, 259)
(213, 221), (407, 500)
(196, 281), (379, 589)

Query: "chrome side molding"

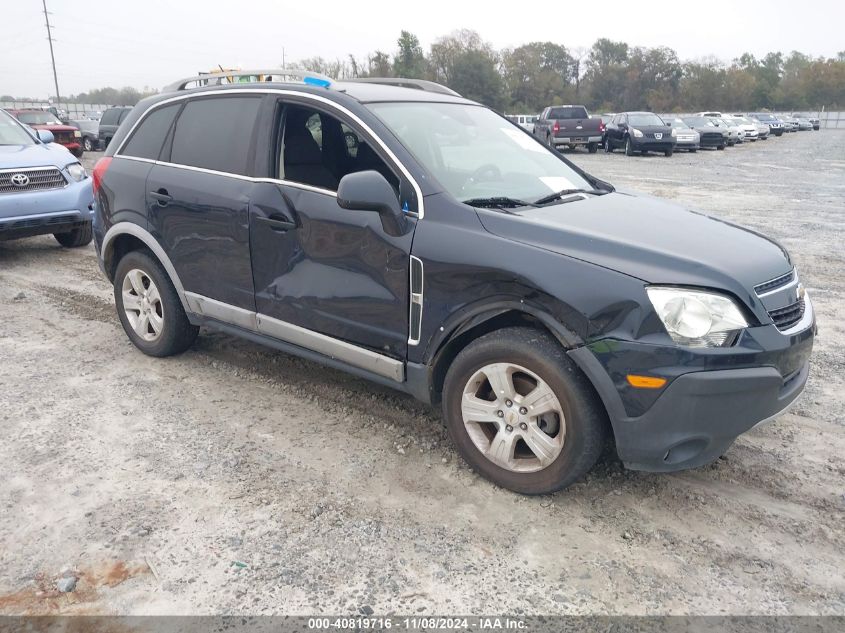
(184, 292), (404, 383)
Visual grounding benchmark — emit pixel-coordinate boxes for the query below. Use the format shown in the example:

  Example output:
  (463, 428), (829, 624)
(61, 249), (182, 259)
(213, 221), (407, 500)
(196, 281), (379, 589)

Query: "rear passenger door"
(146, 95), (262, 312)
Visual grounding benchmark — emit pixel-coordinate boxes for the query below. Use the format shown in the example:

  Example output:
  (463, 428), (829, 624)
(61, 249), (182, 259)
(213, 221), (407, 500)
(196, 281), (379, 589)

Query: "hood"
(476, 191), (791, 300)
(28, 123), (78, 133)
(631, 125), (673, 135)
(0, 142), (76, 169)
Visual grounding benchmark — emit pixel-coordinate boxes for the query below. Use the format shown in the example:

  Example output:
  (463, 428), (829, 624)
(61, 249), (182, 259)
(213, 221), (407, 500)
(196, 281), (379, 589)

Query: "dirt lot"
(1, 131), (843, 616)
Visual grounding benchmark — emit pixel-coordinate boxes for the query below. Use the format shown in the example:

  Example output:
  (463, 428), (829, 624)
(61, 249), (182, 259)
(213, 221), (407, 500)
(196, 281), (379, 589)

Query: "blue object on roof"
(303, 76), (332, 89)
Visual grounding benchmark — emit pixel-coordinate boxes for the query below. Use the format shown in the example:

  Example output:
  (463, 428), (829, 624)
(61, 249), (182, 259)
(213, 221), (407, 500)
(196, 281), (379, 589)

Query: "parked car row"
(2, 105), (134, 157)
(520, 103), (819, 158)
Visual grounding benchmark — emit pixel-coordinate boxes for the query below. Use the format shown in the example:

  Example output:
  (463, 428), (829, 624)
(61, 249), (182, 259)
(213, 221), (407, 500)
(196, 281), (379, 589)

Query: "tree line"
(299, 30), (845, 113)
(7, 30), (843, 112)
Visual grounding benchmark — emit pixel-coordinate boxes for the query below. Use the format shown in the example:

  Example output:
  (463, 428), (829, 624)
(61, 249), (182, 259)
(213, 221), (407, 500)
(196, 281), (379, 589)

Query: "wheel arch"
(101, 223), (190, 313)
(425, 303), (582, 405)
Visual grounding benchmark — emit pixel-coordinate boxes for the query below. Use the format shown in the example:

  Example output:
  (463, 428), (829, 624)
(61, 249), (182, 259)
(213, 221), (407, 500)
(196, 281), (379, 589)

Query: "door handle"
(149, 189), (172, 206)
(257, 215), (296, 232)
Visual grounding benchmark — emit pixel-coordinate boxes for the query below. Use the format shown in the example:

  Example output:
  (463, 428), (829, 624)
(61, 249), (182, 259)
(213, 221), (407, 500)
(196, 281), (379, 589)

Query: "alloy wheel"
(121, 268), (164, 342)
(461, 362), (565, 473)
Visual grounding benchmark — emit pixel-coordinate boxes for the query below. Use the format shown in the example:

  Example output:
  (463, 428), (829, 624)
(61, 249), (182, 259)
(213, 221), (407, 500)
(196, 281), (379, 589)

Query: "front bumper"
(569, 297), (815, 472)
(631, 137), (676, 151)
(0, 177), (94, 240)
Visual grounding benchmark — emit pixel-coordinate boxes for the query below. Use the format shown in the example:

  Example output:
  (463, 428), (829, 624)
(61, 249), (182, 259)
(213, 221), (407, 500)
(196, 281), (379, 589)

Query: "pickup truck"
(533, 105), (604, 153)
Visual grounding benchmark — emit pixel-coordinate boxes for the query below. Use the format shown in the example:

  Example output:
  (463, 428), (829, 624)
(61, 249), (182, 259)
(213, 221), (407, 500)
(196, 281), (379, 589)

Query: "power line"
(42, 0), (61, 107)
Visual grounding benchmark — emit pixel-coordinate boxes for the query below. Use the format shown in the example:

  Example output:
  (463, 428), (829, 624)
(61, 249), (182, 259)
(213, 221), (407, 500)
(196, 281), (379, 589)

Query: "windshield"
(368, 102), (592, 204)
(669, 118), (690, 129)
(683, 117), (716, 126)
(753, 114), (775, 122)
(16, 111), (62, 125)
(0, 110), (36, 146)
(548, 106), (588, 119)
(628, 113), (665, 127)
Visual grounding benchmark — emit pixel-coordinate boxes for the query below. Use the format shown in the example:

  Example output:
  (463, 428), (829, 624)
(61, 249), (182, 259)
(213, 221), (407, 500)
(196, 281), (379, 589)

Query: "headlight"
(66, 162), (87, 182)
(73, 130), (82, 138)
(631, 128), (643, 138)
(670, 128), (677, 137)
(646, 287), (748, 348)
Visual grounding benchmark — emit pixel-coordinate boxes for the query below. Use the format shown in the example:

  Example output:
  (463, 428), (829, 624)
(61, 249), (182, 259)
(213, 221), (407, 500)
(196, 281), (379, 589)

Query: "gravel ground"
(0, 131), (843, 616)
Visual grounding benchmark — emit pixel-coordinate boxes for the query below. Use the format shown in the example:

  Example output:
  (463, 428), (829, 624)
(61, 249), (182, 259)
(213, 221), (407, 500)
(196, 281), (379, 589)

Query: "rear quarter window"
(169, 97), (261, 176)
(120, 104), (180, 160)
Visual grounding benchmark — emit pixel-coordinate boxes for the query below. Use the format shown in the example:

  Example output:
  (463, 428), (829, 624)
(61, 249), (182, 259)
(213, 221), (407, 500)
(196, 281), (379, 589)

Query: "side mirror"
(36, 129), (55, 144)
(337, 170), (407, 237)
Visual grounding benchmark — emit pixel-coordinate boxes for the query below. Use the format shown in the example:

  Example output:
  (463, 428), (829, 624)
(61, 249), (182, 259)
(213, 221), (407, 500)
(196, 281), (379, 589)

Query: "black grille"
(755, 270), (795, 295)
(768, 299), (805, 331)
(0, 167), (66, 194)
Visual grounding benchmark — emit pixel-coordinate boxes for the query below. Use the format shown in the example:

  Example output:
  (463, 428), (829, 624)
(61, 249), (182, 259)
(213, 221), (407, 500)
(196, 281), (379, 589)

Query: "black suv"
(92, 70), (815, 495)
(97, 106), (132, 149)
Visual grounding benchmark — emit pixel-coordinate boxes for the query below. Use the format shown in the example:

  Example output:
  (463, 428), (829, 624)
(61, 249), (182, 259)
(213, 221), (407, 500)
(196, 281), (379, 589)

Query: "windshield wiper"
(462, 196), (537, 209)
(533, 188), (609, 205)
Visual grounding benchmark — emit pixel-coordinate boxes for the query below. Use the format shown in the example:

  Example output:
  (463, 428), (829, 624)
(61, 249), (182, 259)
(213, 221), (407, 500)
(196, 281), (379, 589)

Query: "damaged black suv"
(91, 70), (814, 495)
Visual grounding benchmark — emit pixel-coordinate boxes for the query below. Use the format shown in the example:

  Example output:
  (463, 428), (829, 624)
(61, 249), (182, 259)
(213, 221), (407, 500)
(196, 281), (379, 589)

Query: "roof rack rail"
(350, 77), (461, 97)
(164, 68), (334, 92)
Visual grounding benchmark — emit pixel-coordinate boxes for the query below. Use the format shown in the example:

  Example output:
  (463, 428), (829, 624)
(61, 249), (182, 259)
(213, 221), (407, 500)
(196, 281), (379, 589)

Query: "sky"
(3, 0), (844, 100)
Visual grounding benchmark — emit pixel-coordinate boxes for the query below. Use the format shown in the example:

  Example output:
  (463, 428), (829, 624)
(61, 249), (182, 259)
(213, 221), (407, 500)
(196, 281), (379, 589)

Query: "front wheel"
(664, 148), (673, 157)
(717, 144), (725, 150)
(114, 250), (199, 357)
(442, 327), (607, 495)
(604, 138), (614, 153)
(82, 136), (94, 152)
(54, 222), (93, 248)
(625, 137), (635, 156)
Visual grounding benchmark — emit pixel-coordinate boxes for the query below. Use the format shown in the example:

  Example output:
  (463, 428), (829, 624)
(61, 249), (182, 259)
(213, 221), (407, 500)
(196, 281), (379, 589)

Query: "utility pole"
(282, 47), (286, 68)
(42, 0), (61, 108)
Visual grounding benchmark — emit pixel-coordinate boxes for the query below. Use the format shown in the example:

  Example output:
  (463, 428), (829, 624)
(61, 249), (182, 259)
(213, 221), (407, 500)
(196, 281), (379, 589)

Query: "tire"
(442, 327), (607, 495)
(546, 134), (553, 149)
(664, 148), (673, 157)
(587, 142), (598, 154)
(82, 136), (94, 152)
(54, 221), (93, 248)
(604, 138), (614, 153)
(625, 137), (635, 156)
(717, 144), (725, 150)
(689, 148), (697, 153)
(114, 250), (199, 357)
(71, 147), (83, 158)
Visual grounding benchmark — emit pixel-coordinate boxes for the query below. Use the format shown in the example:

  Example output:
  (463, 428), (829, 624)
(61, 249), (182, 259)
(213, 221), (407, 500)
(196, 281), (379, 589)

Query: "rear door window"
(117, 109), (131, 123)
(169, 96), (261, 176)
(120, 104), (180, 160)
(101, 109), (119, 125)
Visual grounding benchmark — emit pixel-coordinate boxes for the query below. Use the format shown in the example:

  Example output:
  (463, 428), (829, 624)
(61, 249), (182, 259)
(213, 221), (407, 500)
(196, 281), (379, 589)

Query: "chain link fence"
(0, 101), (113, 121)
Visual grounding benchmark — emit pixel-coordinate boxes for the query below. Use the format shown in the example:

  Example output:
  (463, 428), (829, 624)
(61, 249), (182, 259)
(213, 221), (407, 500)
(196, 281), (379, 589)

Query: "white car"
(729, 116), (759, 141)
(506, 114), (538, 133)
(711, 117), (743, 145)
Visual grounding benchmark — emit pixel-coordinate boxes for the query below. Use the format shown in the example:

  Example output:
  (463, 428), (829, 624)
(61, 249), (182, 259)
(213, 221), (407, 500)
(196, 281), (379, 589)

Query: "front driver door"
(249, 99), (418, 361)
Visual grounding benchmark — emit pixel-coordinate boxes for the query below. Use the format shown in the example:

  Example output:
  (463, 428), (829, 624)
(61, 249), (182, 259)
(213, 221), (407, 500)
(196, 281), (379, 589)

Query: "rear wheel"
(54, 222), (93, 248)
(587, 142), (598, 154)
(82, 136), (94, 152)
(604, 138), (614, 153)
(114, 250), (199, 357)
(442, 327), (606, 495)
(625, 137), (635, 156)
